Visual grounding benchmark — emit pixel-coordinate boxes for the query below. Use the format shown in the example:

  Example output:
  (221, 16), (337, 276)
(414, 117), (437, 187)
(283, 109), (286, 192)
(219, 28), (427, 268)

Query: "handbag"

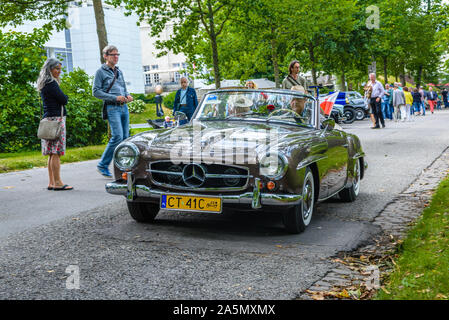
(102, 68), (118, 120)
(37, 104), (64, 140)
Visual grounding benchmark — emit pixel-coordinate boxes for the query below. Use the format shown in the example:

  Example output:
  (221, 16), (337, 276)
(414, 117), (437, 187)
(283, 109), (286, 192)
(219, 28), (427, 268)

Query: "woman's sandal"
(53, 185), (74, 191)
(47, 186), (54, 190)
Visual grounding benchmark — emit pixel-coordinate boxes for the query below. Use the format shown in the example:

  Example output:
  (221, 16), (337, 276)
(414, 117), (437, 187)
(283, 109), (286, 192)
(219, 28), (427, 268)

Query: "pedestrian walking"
(392, 82), (406, 122)
(363, 80), (376, 127)
(173, 76), (198, 124)
(368, 73), (385, 129)
(36, 58), (73, 191)
(403, 86), (413, 121)
(282, 60), (309, 92)
(441, 87), (449, 108)
(426, 86), (438, 114)
(419, 86), (426, 116)
(412, 88), (422, 115)
(382, 83), (393, 120)
(93, 45), (133, 178)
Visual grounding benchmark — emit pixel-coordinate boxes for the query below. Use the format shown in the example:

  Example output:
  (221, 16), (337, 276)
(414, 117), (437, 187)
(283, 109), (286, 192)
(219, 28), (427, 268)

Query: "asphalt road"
(1, 109), (449, 299)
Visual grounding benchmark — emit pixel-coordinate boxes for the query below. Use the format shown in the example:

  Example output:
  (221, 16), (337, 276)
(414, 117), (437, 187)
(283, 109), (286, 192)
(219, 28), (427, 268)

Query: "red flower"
(267, 104), (275, 111)
(260, 92), (268, 99)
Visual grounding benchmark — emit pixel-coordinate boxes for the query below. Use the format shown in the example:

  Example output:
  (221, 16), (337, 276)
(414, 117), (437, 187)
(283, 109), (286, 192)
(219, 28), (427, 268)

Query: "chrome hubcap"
(353, 160), (360, 196)
(302, 173), (314, 223)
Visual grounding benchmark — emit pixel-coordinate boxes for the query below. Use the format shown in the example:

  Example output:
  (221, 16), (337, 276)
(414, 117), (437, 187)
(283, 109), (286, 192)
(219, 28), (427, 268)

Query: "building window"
(174, 72), (181, 83)
(182, 63), (187, 69)
(153, 73), (160, 83)
(143, 65), (150, 72)
(172, 63), (180, 68)
(145, 74), (152, 85)
(151, 65), (159, 70)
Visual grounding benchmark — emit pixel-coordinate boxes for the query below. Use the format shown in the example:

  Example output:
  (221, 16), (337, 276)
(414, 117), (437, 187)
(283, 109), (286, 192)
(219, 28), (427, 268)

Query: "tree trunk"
(417, 65), (423, 88)
(400, 64), (406, 86)
(206, 2), (221, 89)
(93, 0), (108, 64)
(270, 28), (280, 88)
(210, 34), (221, 89)
(340, 72), (346, 91)
(308, 43), (317, 86)
(383, 56), (388, 85)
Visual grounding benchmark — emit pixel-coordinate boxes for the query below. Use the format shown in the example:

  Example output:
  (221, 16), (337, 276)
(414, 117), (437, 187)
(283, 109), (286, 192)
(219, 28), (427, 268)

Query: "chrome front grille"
(147, 161), (251, 191)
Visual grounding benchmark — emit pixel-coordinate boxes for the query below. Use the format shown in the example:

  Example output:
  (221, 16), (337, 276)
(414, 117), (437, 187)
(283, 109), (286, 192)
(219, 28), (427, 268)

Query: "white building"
(140, 22), (189, 93)
(3, 1), (144, 93)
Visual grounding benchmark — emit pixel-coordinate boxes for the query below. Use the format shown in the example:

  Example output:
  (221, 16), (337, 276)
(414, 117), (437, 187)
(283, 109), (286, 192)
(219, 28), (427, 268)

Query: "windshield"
(349, 92), (363, 99)
(195, 90), (316, 127)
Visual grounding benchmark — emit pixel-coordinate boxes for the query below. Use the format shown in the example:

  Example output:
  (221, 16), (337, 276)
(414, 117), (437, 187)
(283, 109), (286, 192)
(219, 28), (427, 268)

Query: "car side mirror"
(174, 111), (188, 127)
(321, 118), (335, 131)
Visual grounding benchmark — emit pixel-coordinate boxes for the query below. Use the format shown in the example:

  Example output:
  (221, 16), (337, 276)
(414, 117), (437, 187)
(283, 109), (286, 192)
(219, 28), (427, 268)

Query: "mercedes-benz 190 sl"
(106, 89), (367, 233)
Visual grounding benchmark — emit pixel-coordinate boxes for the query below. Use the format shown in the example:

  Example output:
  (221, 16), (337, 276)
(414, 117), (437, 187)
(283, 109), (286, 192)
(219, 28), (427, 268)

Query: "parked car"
(325, 91), (369, 122)
(106, 89), (367, 234)
(344, 91), (369, 121)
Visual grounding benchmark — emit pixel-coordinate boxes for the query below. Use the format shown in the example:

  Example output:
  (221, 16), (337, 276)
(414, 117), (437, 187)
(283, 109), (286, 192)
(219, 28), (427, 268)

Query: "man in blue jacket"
(93, 45), (133, 178)
(173, 77), (198, 123)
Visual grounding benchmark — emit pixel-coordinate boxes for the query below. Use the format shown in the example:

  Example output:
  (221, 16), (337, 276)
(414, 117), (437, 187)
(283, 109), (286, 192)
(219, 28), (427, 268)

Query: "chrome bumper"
(105, 174), (302, 209)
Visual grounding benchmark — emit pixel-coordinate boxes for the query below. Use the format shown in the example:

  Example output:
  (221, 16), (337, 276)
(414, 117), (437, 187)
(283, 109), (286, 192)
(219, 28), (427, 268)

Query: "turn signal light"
(267, 181), (276, 190)
(122, 172), (128, 180)
(259, 181), (264, 189)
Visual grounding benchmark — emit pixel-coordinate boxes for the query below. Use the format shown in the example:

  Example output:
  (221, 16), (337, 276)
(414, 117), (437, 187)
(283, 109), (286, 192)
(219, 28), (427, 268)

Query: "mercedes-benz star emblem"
(182, 164), (206, 187)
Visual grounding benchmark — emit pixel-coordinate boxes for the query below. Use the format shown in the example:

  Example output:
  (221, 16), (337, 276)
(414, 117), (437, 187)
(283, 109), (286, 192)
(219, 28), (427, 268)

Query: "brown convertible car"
(106, 89), (367, 233)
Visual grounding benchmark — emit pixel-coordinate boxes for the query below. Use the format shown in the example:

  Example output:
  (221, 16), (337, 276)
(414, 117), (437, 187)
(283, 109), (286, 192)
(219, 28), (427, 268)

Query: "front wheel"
(354, 108), (365, 121)
(127, 202), (159, 222)
(339, 159), (361, 202)
(282, 168), (315, 234)
(343, 107), (356, 124)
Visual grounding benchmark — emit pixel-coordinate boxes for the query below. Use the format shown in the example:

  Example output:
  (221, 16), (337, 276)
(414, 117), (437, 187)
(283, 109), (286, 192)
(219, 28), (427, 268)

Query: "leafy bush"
(127, 99), (146, 113)
(163, 91), (177, 109)
(0, 28), (49, 152)
(59, 68), (107, 147)
(130, 92), (156, 104)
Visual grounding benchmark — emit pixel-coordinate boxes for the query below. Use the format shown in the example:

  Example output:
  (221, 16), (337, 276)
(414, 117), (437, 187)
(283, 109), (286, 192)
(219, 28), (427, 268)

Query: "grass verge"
(129, 103), (172, 124)
(0, 128), (150, 173)
(375, 175), (449, 300)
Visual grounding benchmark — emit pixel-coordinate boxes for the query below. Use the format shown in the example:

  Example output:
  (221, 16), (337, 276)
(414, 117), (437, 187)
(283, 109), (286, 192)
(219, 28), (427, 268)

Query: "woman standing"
(403, 87), (413, 121)
(36, 58), (73, 191)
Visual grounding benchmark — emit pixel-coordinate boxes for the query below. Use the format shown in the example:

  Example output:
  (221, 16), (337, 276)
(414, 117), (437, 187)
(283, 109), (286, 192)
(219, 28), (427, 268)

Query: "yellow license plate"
(161, 194), (222, 213)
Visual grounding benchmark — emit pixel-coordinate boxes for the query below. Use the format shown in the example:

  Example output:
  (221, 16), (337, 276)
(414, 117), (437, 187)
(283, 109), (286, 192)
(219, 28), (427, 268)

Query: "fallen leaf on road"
(47, 270), (55, 273)
(3, 186), (14, 189)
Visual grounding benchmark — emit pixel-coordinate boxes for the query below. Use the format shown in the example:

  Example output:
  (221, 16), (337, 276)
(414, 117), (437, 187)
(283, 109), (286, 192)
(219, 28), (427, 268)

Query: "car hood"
(130, 120), (317, 163)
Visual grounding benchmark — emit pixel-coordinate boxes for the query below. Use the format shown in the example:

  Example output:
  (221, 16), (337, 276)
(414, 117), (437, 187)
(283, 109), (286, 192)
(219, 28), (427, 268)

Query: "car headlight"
(259, 152), (288, 179)
(114, 142), (140, 171)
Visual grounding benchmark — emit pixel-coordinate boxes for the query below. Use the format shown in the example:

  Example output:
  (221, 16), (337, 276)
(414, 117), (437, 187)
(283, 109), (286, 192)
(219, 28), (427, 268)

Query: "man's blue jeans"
(98, 104), (129, 169)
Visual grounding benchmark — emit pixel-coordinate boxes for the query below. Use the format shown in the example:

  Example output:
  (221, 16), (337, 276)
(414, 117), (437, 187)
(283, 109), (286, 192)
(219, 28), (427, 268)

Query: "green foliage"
(59, 68), (107, 148)
(0, 28), (49, 152)
(376, 175), (449, 300)
(127, 99), (146, 113)
(163, 91), (177, 109)
(0, 0), (68, 30)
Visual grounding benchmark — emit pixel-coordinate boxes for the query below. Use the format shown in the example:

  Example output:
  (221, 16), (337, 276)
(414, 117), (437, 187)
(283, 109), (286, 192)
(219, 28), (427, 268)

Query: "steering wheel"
(268, 108), (301, 118)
